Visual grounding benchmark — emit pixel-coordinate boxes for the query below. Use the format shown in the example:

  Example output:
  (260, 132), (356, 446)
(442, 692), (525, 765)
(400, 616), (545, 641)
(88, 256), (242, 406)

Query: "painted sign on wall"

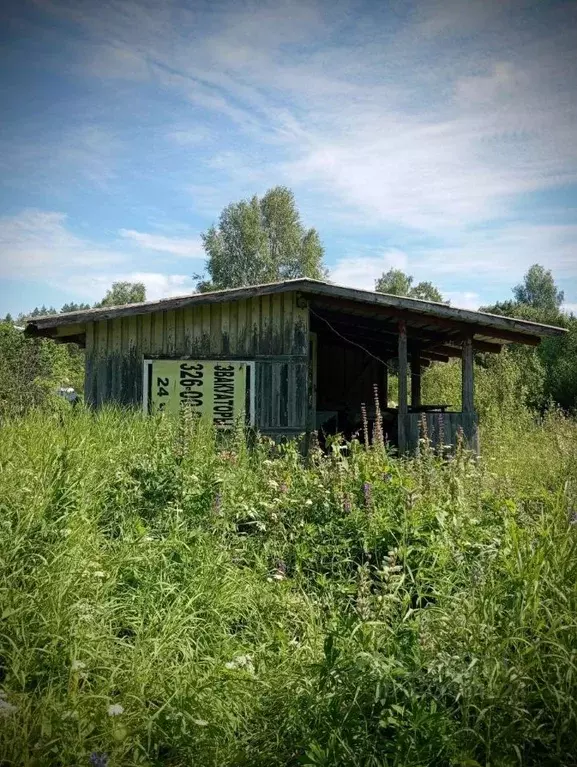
(144, 360), (254, 426)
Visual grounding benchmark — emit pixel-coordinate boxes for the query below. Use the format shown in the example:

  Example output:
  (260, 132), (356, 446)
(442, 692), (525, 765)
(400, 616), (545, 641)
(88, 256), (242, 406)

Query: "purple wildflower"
(363, 482), (372, 507)
(89, 754), (108, 767)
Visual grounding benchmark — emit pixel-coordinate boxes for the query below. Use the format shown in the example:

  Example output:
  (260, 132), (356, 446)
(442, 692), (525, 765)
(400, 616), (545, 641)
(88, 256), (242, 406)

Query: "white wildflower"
(0, 696), (17, 716)
(107, 703), (124, 717)
(93, 571), (106, 579)
(225, 654), (254, 674)
(193, 719), (209, 726)
(71, 660), (86, 672)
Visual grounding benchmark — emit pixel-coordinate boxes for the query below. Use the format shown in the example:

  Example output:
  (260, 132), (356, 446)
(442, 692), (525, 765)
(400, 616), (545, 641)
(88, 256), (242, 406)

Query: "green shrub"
(0, 322), (84, 419)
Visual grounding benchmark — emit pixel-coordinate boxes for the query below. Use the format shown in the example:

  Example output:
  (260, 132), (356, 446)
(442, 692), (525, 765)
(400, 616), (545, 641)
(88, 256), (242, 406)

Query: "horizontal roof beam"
(308, 294), (545, 346)
(315, 329), (450, 363)
(312, 309), (504, 355)
(430, 340), (503, 356)
(303, 283), (564, 340)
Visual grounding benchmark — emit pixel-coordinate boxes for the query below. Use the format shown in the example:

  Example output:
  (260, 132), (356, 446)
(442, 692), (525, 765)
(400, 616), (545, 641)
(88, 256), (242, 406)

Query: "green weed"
(1, 408), (576, 766)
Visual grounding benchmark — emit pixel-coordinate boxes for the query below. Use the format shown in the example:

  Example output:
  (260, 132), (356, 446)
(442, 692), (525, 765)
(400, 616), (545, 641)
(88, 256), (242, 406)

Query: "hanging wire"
(309, 306), (424, 377)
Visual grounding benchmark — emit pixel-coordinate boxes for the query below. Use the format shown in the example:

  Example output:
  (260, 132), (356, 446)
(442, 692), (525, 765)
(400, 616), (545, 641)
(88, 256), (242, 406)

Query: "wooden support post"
(382, 362), (389, 407)
(398, 320), (408, 453)
(411, 349), (421, 408)
(461, 335), (479, 452)
(462, 336), (474, 413)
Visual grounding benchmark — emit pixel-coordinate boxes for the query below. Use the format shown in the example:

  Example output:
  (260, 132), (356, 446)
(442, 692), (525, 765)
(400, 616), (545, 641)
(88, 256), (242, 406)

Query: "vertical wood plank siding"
(84, 291), (309, 435)
(401, 412), (479, 455)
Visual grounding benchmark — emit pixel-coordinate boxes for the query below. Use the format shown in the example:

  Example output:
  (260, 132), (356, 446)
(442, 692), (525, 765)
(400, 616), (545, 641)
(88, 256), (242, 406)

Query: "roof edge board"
(303, 283), (566, 338)
(23, 278), (567, 342)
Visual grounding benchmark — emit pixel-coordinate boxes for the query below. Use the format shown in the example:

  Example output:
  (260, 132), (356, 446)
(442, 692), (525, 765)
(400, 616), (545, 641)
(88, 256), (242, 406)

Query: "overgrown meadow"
(1, 407), (577, 767)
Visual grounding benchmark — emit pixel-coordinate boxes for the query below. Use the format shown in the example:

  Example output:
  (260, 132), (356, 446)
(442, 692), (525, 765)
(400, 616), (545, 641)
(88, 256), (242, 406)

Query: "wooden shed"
(26, 279), (566, 452)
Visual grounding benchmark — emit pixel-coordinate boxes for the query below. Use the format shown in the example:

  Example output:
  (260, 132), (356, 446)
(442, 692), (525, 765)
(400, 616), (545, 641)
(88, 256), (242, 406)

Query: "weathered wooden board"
(401, 411), (479, 454)
(398, 321), (408, 453)
(314, 338), (385, 415)
(31, 279), (565, 348)
(84, 291), (309, 435)
(462, 337), (474, 414)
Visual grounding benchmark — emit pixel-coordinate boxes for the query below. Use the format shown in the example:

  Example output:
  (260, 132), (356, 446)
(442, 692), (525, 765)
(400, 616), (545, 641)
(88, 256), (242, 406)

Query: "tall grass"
(1, 408), (577, 766)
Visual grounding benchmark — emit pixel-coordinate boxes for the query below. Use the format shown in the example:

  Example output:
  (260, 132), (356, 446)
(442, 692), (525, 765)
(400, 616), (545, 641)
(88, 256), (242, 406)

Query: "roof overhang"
(24, 278), (567, 351)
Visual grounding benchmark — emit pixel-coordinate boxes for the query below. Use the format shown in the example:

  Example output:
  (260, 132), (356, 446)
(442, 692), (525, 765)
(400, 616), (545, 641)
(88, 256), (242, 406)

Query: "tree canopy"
(61, 302), (91, 314)
(27, 305), (58, 318)
(478, 264), (575, 411)
(16, 283), (146, 323)
(513, 264), (564, 313)
(198, 186), (326, 291)
(375, 269), (445, 303)
(94, 282), (146, 308)
(482, 264), (565, 321)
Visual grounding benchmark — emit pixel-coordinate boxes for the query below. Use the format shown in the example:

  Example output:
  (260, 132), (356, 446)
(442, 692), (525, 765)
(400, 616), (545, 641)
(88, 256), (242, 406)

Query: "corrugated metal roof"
(25, 278), (566, 343)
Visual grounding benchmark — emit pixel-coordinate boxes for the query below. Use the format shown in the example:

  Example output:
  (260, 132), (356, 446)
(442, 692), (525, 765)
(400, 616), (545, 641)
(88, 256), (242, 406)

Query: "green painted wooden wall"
(84, 291), (309, 435)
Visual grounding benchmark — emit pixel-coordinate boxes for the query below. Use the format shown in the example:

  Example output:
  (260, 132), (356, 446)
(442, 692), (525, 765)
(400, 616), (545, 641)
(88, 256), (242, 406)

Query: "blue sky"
(1, 0), (576, 316)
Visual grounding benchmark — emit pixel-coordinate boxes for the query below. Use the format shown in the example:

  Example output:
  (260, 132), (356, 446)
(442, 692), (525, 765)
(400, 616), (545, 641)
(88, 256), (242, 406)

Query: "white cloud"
(0, 210), (197, 306)
(61, 272), (196, 302)
(455, 61), (526, 105)
(82, 42), (151, 81)
(36, 1), (577, 235)
(444, 291), (481, 311)
(119, 229), (204, 258)
(562, 303), (577, 316)
(411, 223), (577, 283)
(329, 221), (577, 306)
(7, 0), (577, 307)
(0, 124), (120, 191)
(330, 250), (409, 291)
(0, 209), (126, 279)
(57, 125), (120, 186)
(186, 184), (232, 217)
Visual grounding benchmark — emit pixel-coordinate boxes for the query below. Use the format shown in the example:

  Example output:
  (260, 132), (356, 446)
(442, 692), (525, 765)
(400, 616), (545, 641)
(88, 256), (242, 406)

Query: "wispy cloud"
(51, 0), (576, 230)
(0, 209), (199, 305)
(328, 221), (577, 302)
(410, 223), (577, 284)
(0, 124), (121, 194)
(56, 125), (120, 186)
(119, 229), (204, 258)
(62, 271), (196, 302)
(331, 250), (410, 292)
(167, 126), (210, 146)
(2, 0), (576, 309)
(0, 209), (126, 279)
(444, 291), (482, 311)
